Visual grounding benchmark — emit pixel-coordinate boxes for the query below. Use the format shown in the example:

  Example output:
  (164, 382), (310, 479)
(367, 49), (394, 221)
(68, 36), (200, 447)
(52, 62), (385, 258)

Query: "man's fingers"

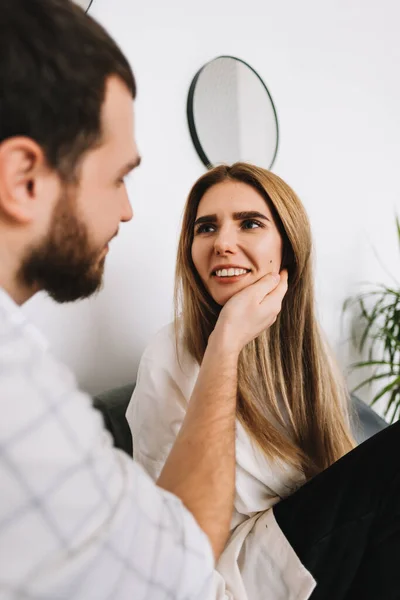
(216, 269), (288, 349)
(261, 269), (288, 303)
(258, 270), (288, 328)
(248, 271), (281, 303)
(251, 270), (288, 305)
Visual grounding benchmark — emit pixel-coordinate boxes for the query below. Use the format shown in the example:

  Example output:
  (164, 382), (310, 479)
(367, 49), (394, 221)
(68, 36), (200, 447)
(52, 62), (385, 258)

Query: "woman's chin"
(212, 289), (241, 306)
(208, 277), (254, 306)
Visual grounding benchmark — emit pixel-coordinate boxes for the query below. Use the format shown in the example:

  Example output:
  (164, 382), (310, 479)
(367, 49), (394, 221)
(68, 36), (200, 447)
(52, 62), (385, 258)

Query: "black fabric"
(92, 383), (135, 456)
(274, 420), (400, 600)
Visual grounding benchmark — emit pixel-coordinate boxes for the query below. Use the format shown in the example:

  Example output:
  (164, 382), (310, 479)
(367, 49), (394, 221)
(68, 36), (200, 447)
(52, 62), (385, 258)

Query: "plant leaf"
(384, 386), (400, 423)
(351, 371), (394, 394)
(370, 377), (400, 407)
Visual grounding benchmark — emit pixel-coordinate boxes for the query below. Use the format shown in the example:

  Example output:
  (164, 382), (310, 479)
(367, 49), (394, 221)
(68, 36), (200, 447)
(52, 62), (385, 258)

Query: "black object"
(92, 384), (387, 457)
(274, 418), (399, 599)
(93, 383), (135, 456)
(74, 0), (94, 12)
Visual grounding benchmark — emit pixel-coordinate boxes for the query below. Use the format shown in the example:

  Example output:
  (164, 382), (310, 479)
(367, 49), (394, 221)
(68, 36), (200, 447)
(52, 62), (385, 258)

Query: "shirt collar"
(0, 287), (49, 352)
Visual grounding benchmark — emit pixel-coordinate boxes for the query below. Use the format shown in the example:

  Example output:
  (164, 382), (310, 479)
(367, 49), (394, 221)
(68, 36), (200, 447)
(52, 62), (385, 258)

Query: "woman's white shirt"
(126, 324), (316, 600)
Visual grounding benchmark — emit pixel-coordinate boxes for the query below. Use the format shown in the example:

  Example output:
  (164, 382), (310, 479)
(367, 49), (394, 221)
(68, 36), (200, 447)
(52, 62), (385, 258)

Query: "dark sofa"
(93, 383), (388, 457)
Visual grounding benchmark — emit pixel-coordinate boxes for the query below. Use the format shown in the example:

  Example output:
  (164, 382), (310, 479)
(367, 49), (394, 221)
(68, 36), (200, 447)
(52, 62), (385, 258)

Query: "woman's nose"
(214, 228), (237, 255)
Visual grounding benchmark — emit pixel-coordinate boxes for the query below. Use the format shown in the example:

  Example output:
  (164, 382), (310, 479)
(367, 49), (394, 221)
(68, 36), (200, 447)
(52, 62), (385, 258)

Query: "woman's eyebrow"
(194, 214), (217, 226)
(233, 211), (271, 222)
(194, 211), (271, 227)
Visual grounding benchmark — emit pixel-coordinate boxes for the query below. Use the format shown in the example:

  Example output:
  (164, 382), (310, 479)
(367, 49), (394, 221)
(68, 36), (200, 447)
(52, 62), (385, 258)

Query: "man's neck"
(0, 276), (35, 306)
(0, 237), (36, 305)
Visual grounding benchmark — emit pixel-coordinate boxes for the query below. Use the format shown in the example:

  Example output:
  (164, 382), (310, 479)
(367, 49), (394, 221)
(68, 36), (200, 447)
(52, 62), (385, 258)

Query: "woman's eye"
(196, 224), (216, 234)
(241, 219), (263, 230)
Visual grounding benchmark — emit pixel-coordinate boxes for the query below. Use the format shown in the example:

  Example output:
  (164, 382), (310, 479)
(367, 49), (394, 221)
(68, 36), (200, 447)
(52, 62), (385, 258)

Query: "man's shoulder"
(0, 288), (95, 445)
(0, 289), (49, 369)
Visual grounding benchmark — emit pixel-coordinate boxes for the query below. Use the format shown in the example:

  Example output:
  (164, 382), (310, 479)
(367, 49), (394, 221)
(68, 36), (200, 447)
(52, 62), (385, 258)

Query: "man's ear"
(0, 137), (58, 224)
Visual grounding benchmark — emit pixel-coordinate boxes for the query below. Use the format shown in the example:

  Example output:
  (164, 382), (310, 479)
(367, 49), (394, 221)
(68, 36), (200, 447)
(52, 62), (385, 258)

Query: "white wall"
(23, 0), (400, 416)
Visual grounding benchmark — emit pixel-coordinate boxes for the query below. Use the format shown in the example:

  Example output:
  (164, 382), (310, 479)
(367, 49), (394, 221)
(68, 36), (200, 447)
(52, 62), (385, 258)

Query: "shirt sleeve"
(127, 351), (190, 481)
(0, 327), (214, 599)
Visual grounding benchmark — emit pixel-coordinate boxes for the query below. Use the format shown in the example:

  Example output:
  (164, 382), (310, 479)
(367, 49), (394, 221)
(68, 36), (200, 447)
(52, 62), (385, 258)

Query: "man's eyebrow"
(194, 211), (271, 226)
(119, 156), (142, 178)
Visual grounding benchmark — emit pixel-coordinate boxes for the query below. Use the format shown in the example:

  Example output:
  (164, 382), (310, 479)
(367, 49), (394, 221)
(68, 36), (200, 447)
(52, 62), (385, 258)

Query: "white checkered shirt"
(0, 288), (213, 600)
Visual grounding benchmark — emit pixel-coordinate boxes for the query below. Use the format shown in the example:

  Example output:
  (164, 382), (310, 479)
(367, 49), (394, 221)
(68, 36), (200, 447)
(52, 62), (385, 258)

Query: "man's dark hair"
(0, 0), (136, 179)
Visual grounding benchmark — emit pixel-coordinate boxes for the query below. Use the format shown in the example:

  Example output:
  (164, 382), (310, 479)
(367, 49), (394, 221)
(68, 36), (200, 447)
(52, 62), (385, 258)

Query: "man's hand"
(158, 270), (288, 561)
(213, 270), (289, 353)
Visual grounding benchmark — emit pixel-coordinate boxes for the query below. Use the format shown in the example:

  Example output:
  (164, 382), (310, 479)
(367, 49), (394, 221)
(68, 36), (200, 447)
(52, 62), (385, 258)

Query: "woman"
(127, 163), (397, 599)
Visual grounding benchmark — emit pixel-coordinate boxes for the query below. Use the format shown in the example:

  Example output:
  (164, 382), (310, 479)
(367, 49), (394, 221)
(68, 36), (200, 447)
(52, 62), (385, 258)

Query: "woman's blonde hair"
(175, 163), (355, 478)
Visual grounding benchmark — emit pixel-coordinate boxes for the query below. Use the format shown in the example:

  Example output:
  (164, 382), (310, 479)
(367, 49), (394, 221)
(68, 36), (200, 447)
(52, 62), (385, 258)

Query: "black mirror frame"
(187, 55), (280, 170)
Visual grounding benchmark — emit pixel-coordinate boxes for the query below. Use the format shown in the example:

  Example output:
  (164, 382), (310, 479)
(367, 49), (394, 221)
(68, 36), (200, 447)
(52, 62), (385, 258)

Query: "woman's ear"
(0, 137), (55, 224)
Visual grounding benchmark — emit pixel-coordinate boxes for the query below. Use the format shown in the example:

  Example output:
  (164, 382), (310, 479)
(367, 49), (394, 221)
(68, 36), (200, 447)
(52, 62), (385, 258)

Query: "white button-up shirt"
(127, 324), (317, 600)
(0, 288), (213, 600)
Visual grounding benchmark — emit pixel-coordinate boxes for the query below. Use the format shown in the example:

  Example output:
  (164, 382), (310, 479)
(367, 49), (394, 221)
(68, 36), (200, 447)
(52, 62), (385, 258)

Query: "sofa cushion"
(92, 384), (388, 457)
(93, 383), (135, 456)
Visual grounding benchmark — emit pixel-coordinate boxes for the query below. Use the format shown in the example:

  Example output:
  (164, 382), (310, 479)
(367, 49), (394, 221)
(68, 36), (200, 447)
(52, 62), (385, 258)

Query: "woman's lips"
(211, 271), (251, 284)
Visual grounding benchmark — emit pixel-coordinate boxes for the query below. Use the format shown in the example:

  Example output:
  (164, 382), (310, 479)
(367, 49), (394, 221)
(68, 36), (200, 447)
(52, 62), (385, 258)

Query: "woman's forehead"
(197, 181), (271, 218)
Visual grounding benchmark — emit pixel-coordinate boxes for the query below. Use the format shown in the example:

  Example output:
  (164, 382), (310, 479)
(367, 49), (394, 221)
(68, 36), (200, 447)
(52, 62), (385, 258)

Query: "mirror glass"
(187, 56), (279, 169)
(73, 0), (93, 11)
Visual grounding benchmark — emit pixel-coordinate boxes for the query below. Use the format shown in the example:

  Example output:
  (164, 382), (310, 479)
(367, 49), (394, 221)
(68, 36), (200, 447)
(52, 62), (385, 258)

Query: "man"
(0, 1), (286, 598)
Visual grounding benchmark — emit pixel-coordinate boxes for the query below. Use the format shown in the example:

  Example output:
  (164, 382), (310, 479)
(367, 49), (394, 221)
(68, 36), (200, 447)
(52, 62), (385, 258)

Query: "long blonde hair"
(175, 163), (355, 478)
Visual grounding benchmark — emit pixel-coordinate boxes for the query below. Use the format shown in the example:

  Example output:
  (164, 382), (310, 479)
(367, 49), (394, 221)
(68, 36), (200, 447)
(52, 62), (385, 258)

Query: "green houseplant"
(343, 216), (400, 423)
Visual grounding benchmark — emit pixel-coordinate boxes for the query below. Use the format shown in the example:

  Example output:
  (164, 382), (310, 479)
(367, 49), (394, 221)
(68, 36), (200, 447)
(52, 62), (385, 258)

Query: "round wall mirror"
(187, 56), (279, 170)
(73, 0), (93, 12)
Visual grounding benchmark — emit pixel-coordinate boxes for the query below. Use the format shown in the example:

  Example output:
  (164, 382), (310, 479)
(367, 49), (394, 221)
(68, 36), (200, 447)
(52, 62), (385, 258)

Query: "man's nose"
(120, 186), (133, 223)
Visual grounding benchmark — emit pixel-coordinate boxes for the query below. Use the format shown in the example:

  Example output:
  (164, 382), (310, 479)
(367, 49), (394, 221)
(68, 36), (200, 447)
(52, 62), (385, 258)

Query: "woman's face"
(191, 180), (283, 306)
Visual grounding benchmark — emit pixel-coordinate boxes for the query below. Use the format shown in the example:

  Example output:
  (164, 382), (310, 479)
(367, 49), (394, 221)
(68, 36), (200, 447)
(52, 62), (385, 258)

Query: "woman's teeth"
(215, 268), (249, 277)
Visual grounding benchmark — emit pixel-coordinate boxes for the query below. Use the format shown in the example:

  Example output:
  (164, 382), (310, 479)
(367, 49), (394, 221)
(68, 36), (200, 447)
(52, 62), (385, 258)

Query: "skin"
(192, 181), (283, 306)
(158, 270), (288, 559)
(0, 74), (288, 561)
(0, 76), (140, 305)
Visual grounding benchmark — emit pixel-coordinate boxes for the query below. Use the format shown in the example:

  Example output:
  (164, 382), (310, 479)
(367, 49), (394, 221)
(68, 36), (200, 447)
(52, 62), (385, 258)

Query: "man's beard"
(19, 189), (107, 303)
